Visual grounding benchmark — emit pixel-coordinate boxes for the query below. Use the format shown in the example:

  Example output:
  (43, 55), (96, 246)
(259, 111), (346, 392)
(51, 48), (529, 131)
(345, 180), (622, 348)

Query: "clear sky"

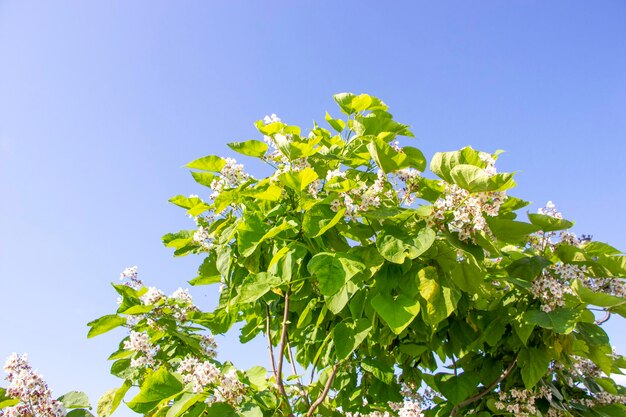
(1, 1), (625, 415)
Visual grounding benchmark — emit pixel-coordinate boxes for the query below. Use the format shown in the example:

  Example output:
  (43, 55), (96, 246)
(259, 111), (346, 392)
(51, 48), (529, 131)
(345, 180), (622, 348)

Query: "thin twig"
(596, 310), (611, 325)
(450, 353), (518, 417)
(265, 303), (278, 380)
(287, 334), (311, 407)
(276, 291), (290, 399)
(306, 364), (340, 417)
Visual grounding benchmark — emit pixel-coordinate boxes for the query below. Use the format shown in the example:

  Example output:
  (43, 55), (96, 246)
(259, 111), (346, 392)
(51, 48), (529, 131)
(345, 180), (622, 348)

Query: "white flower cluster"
(479, 152), (497, 176)
(331, 170), (389, 220)
(124, 331), (156, 369)
(582, 276), (626, 299)
(388, 400), (423, 417)
(538, 201), (562, 218)
(177, 359), (245, 404)
(531, 263), (586, 312)
(530, 201), (581, 250)
(494, 386), (552, 417)
(577, 391), (626, 408)
(140, 287), (165, 305)
(209, 157), (251, 201)
(200, 334), (218, 358)
(193, 225), (214, 251)
(263, 114), (281, 125)
(430, 184), (505, 242)
(1, 353), (65, 417)
(120, 266), (143, 289)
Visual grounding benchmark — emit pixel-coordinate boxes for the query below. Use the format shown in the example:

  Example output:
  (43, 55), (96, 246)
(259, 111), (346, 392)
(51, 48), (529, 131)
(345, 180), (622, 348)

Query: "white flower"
(119, 266), (143, 289)
(141, 287), (165, 305)
(263, 114), (281, 124)
(171, 288), (194, 305)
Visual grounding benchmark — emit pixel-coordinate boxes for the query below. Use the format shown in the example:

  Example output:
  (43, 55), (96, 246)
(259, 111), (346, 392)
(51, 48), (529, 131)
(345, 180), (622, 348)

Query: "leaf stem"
(276, 291), (291, 401)
(265, 303), (278, 380)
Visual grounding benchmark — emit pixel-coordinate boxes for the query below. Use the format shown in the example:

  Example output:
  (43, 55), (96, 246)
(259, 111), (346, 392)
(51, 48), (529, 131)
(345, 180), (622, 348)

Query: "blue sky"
(1, 1), (625, 414)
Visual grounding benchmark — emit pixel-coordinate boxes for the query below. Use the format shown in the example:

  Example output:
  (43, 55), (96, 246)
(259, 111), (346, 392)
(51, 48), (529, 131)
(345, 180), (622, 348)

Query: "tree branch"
(450, 353), (518, 417)
(276, 291), (290, 399)
(306, 364), (339, 417)
(265, 303), (278, 380)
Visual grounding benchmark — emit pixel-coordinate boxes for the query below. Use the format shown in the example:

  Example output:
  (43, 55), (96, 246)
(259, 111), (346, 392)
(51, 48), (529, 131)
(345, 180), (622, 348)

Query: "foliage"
(3, 93), (626, 417)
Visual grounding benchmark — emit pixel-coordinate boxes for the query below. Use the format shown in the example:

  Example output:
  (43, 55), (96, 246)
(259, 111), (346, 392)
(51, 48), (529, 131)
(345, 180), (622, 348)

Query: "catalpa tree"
(3, 93), (625, 417)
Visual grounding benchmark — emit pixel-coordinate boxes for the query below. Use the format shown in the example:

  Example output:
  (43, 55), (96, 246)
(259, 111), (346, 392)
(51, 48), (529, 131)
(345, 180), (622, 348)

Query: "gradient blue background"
(1, 2), (625, 414)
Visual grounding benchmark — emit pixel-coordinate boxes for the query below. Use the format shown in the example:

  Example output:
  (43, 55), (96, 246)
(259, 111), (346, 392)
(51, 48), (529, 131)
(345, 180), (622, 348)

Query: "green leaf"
(190, 171), (217, 188)
(127, 367), (183, 413)
(506, 256), (550, 280)
(572, 279), (626, 309)
(418, 267), (459, 326)
(303, 203), (345, 237)
(227, 140), (268, 158)
(450, 164), (515, 192)
(367, 138), (407, 173)
(518, 347), (551, 388)
(97, 381), (131, 417)
(245, 366), (268, 391)
(325, 111), (345, 132)
(582, 241), (621, 256)
(168, 195), (210, 216)
(189, 255), (221, 286)
(87, 314), (127, 338)
(430, 147), (483, 183)
(528, 213), (574, 231)
(333, 319), (372, 361)
(361, 359), (394, 384)
(524, 308), (581, 334)
(166, 393), (204, 417)
(278, 167), (319, 192)
(236, 272), (282, 304)
(66, 410), (94, 417)
(486, 218), (540, 244)
(376, 226), (435, 264)
(185, 155), (225, 172)
(241, 181), (283, 201)
(308, 253), (365, 296)
(435, 372), (481, 405)
(204, 402), (237, 416)
(450, 258), (485, 294)
(58, 391), (91, 409)
(334, 92), (357, 114)
(239, 403), (264, 417)
(402, 146), (427, 172)
(371, 293), (420, 335)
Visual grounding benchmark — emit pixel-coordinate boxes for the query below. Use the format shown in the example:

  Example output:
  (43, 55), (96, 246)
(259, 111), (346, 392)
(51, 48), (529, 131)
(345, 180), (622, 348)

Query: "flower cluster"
(124, 331), (156, 369)
(177, 358), (245, 405)
(120, 265), (142, 289)
(331, 170), (389, 220)
(530, 201), (581, 250)
(531, 263), (586, 312)
(494, 386), (552, 417)
(581, 276), (626, 299)
(430, 184), (506, 242)
(209, 157), (251, 201)
(193, 225), (214, 251)
(1, 354), (65, 417)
